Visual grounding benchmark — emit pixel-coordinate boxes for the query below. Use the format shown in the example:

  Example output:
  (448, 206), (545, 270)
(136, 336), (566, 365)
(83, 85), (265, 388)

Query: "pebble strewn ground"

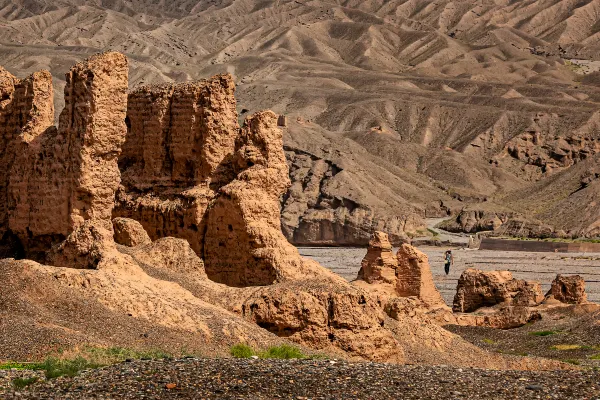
(299, 247), (600, 304)
(2, 358), (600, 399)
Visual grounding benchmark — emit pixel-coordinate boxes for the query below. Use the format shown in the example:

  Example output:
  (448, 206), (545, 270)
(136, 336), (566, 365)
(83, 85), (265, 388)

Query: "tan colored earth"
(1, 0), (600, 244)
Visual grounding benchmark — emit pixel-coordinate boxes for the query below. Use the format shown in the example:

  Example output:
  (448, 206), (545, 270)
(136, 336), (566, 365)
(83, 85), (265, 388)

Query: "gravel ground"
(2, 358), (600, 399)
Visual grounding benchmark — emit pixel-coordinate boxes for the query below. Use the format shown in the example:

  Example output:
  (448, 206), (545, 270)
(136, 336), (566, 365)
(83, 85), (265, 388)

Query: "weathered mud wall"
(116, 77), (315, 287)
(115, 76), (239, 257)
(0, 53), (128, 260)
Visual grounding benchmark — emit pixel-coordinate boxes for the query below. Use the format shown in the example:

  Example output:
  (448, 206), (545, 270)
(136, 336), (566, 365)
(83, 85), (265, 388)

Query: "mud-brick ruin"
(0, 52), (589, 369)
(0, 53), (308, 286)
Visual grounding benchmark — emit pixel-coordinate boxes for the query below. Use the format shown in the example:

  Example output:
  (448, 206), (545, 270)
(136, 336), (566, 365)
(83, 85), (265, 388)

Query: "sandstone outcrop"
(0, 52), (128, 264)
(113, 218), (152, 247)
(281, 141), (417, 247)
(547, 275), (588, 304)
(438, 210), (509, 234)
(453, 269), (544, 313)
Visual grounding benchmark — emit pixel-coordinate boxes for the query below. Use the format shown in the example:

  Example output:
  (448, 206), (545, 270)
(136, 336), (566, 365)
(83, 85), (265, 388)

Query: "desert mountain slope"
(1, 0), (600, 242)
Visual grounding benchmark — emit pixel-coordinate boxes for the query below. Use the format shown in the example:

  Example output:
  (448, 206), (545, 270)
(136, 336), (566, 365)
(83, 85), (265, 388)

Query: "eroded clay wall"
(0, 52), (128, 259)
(115, 75), (239, 256)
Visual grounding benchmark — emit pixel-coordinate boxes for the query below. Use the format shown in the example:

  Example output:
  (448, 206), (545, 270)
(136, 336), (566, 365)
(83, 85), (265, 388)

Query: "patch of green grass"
(84, 346), (171, 363)
(40, 357), (101, 379)
(589, 353), (600, 360)
(0, 362), (44, 371)
(259, 345), (306, 360)
(563, 359), (581, 365)
(230, 344), (313, 360)
(529, 330), (559, 337)
(481, 338), (496, 345)
(427, 228), (440, 237)
(12, 377), (38, 390)
(230, 344), (255, 359)
(1, 346), (176, 382)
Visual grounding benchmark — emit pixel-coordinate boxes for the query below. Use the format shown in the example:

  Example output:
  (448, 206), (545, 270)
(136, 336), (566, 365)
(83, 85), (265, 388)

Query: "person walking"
(444, 250), (453, 275)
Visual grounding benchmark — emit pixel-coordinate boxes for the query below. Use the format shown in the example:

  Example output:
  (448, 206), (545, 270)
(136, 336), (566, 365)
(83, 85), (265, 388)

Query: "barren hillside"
(2, 0), (599, 243)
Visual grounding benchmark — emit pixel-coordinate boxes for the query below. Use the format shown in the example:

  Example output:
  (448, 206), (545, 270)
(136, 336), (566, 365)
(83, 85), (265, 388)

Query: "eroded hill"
(1, 0), (600, 242)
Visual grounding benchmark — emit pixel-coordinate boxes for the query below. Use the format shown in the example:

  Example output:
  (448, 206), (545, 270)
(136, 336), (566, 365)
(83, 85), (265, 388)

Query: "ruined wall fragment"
(453, 268), (544, 312)
(0, 68), (55, 246)
(548, 274), (587, 304)
(115, 75), (239, 256)
(395, 244), (446, 308)
(0, 52), (128, 262)
(357, 231), (398, 284)
(203, 111), (304, 286)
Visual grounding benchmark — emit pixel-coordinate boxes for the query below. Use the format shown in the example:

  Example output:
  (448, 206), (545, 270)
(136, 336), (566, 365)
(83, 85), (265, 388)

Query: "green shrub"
(590, 353), (600, 360)
(564, 359), (581, 365)
(259, 345), (306, 360)
(528, 331), (558, 337)
(12, 377), (38, 390)
(39, 357), (100, 379)
(230, 344), (255, 358)
(0, 362), (44, 371)
(481, 338), (496, 345)
(84, 346), (170, 363)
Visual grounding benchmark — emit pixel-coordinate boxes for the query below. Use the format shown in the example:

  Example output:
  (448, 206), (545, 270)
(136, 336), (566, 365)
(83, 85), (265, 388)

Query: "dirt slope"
(1, 0), (600, 242)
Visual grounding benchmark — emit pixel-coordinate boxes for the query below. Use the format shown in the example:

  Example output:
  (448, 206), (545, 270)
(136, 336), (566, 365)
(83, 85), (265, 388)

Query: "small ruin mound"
(113, 218), (152, 247)
(453, 268), (544, 313)
(547, 274), (588, 304)
(355, 231), (446, 309)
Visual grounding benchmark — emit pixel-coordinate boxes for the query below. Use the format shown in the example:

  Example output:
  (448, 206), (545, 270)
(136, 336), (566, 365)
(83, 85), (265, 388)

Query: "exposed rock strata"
(548, 275), (588, 304)
(453, 269), (544, 313)
(281, 145), (415, 247)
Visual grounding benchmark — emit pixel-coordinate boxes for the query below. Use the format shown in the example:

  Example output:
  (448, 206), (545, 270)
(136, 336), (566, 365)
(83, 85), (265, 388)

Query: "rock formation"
(0, 52), (576, 370)
(0, 52), (128, 264)
(357, 231), (398, 285)
(548, 275), (588, 304)
(453, 269), (544, 313)
(355, 232), (446, 309)
(396, 244), (447, 309)
(115, 76), (239, 257)
(113, 218), (152, 247)
(116, 80), (320, 287)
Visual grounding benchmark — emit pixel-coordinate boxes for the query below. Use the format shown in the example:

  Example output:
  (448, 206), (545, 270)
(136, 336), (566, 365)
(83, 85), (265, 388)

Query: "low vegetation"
(550, 344), (581, 351)
(1, 346), (174, 381)
(230, 344), (319, 360)
(11, 377), (38, 390)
